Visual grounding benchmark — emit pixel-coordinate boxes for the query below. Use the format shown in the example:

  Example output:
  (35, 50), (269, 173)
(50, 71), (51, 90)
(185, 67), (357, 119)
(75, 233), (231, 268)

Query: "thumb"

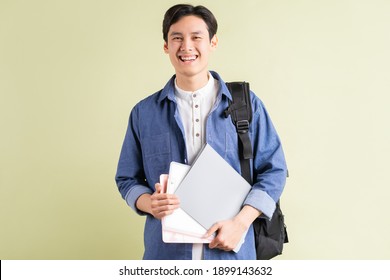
(155, 183), (162, 194)
(204, 223), (220, 238)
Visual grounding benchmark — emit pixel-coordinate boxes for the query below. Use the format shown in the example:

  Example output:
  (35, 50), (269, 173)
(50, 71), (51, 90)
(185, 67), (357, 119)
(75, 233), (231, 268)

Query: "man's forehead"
(168, 16), (209, 34)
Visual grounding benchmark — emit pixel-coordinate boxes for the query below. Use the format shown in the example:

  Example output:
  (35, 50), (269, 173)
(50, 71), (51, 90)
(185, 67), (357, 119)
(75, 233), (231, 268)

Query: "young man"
(115, 4), (287, 260)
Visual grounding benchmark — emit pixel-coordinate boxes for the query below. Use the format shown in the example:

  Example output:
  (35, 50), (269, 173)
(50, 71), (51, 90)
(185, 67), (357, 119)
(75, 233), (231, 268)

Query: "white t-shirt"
(174, 73), (219, 259)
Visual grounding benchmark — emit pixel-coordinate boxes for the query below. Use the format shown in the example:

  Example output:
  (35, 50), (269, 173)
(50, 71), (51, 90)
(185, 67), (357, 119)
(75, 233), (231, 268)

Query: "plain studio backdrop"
(1, 0), (389, 259)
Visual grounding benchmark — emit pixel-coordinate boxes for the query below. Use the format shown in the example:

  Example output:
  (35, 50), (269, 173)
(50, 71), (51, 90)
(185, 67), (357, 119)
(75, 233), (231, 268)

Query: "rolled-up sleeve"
(243, 96), (288, 219)
(115, 106), (153, 215)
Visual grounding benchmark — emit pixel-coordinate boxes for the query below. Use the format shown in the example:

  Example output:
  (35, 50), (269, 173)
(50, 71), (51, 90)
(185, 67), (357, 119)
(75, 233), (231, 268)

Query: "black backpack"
(225, 82), (289, 260)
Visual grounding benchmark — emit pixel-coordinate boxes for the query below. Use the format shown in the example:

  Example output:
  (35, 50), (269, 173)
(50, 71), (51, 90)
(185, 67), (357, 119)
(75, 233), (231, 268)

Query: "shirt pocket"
(142, 132), (171, 185)
(225, 131), (238, 153)
(225, 131), (239, 167)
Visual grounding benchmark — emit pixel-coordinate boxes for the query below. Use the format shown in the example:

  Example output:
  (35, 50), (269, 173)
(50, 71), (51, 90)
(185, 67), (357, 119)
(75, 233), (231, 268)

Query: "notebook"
(161, 164), (214, 243)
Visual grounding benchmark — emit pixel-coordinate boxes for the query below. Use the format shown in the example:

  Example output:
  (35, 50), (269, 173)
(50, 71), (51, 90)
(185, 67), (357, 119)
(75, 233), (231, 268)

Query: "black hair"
(162, 4), (218, 42)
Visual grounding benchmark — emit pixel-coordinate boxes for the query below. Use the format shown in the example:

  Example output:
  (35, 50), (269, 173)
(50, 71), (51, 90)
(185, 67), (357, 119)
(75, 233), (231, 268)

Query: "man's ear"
(163, 41), (169, 54)
(210, 35), (218, 50)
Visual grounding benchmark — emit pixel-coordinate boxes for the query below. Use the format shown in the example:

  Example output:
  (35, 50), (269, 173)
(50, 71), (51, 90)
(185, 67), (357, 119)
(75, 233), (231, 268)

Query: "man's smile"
(178, 55), (198, 62)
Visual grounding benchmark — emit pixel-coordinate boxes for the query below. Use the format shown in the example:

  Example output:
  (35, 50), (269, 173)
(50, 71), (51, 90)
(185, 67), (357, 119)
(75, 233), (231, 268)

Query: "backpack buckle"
(236, 120), (249, 133)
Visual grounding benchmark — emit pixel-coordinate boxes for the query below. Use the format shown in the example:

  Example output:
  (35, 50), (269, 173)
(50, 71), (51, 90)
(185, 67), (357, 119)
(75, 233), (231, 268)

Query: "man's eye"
(173, 37), (182, 41)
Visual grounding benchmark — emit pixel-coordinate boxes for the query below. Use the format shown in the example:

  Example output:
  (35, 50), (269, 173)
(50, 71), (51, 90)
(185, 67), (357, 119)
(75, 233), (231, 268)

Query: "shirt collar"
(174, 72), (215, 101)
(158, 71), (232, 103)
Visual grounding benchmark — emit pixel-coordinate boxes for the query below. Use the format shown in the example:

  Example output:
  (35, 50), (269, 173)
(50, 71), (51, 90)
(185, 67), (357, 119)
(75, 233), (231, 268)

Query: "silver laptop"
(174, 144), (252, 230)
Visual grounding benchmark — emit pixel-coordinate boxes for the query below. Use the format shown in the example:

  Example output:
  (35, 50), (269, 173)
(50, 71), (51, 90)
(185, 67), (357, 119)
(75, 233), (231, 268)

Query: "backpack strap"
(225, 82), (289, 259)
(224, 82), (253, 184)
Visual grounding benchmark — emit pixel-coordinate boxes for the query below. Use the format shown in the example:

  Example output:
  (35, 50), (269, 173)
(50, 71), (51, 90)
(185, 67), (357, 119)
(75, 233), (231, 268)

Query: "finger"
(151, 195), (180, 207)
(161, 193), (180, 201)
(204, 223), (220, 238)
(151, 199), (180, 215)
(154, 202), (180, 212)
(210, 241), (232, 251)
(155, 183), (162, 194)
(207, 226), (224, 249)
(209, 236), (224, 249)
(152, 191), (179, 200)
(159, 174), (168, 193)
(154, 204), (180, 219)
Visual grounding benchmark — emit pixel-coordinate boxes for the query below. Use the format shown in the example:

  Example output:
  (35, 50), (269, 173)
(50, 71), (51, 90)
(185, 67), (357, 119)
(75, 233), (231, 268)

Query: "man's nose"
(180, 39), (193, 52)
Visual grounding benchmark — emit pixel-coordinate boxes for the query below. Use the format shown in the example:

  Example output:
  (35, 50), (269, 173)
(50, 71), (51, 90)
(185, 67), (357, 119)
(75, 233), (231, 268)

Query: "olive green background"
(1, 0), (389, 259)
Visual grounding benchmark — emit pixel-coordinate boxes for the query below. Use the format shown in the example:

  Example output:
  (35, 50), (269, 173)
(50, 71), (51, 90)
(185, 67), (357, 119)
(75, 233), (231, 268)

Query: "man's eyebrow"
(169, 31), (204, 37)
(169, 32), (183, 37)
(191, 31), (204, 35)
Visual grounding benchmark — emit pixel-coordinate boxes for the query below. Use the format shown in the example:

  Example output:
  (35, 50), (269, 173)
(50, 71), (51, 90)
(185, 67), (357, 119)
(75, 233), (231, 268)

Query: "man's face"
(164, 15), (218, 80)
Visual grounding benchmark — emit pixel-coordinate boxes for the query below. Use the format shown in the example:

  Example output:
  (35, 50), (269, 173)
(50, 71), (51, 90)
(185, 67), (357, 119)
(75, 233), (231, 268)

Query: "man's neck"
(175, 72), (209, 92)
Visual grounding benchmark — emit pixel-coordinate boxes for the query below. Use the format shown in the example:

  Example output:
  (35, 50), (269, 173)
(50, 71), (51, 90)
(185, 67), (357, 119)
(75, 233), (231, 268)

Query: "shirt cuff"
(125, 184), (153, 215)
(243, 188), (276, 220)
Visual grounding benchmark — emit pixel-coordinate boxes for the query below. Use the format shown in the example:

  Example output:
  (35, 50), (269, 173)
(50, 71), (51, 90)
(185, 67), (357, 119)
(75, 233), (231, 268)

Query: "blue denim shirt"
(115, 71), (287, 260)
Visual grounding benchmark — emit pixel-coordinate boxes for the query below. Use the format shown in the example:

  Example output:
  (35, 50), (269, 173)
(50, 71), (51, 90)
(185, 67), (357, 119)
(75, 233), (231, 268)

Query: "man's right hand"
(136, 183), (180, 219)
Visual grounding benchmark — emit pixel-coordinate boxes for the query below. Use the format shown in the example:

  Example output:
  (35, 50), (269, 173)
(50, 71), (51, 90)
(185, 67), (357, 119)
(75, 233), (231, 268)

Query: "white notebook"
(161, 163), (214, 243)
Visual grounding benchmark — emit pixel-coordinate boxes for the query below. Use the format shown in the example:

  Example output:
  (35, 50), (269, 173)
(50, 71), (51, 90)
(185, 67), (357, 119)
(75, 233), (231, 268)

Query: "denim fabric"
(115, 71), (287, 260)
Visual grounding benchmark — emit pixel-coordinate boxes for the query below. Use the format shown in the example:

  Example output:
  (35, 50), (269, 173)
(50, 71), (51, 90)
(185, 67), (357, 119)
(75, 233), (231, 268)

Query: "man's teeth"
(180, 56), (196, 61)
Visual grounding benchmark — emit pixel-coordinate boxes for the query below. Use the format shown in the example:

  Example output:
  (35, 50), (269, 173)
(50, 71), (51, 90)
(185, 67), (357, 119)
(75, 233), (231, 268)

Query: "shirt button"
(196, 133), (200, 137)
(194, 104), (199, 108)
(196, 119), (199, 122)
(193, 93), (197, 98)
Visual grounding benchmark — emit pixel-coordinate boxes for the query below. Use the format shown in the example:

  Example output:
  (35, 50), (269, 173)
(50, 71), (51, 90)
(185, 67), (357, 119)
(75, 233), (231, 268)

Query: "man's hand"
(204, 205), (261, 251)
(206, 218), (247, 251)
(150, 183), (180, 219)
(136, 182), (180, 219)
